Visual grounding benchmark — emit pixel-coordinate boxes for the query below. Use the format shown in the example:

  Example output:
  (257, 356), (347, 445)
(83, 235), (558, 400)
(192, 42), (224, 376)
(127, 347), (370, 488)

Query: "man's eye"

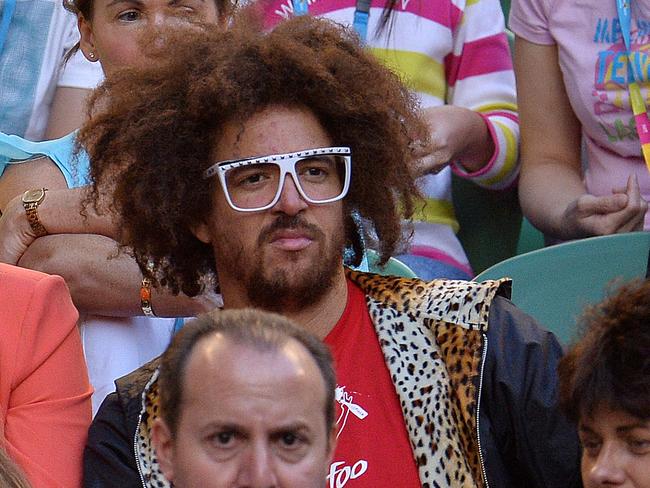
(211, 431), (236, 447)
(118, 10), (140, 21)
(278, 432), (306, 450)
(226, 163), (278, 189)
(240, 173), (269, 186)
(299, 165), (330, 181)
(282, 433), (297, 445)
(306, 167), (327, 177)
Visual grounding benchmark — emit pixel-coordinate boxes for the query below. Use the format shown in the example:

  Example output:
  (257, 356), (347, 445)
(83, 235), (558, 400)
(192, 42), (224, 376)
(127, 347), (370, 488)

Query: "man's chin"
(259, 264), (319, 296)
(246, 276), (318, 313)
(246, 253), (340, 312)
(264, 246), (321, 272)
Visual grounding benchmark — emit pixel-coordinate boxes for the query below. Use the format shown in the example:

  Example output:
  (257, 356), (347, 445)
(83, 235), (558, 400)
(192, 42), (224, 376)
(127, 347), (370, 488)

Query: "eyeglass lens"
(224, 155), (347, 210)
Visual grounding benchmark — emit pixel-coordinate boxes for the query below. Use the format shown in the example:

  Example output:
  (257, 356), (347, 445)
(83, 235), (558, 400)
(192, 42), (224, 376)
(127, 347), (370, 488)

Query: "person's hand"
(560, 174), (648, 239)
(410, 105), (494, 178)
(0, 193), (40, 264)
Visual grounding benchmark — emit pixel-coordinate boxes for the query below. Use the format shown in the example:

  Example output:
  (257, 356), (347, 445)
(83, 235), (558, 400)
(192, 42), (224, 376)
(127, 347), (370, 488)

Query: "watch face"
(23, 188), (45, 203)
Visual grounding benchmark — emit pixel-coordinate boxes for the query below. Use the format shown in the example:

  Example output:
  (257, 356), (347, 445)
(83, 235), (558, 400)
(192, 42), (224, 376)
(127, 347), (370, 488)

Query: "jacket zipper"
(133, 370), (161, 488)
(476, 333), (490, 488)
(134, 409), (148, 488)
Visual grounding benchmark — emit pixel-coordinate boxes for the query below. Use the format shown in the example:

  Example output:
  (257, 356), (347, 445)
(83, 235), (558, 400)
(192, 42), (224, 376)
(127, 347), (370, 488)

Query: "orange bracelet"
(140, 276), (156, 317)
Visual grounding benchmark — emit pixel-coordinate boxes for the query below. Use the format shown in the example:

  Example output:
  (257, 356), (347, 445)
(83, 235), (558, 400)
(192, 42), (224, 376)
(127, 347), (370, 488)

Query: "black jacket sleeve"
(83, 392), (143, 488)
(479, 295), (582, 488)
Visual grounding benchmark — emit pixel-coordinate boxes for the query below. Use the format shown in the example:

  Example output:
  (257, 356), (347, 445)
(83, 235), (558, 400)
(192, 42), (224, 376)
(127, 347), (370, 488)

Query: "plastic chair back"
(474, 232), (650, 344)
(516, 217), (545, 255)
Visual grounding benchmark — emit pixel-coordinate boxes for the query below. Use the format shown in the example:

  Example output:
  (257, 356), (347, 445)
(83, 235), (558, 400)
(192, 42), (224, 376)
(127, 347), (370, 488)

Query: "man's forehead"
(179, 336), (327, 412)
(211, 105), (333, 162)
(185, 334), (320, 384)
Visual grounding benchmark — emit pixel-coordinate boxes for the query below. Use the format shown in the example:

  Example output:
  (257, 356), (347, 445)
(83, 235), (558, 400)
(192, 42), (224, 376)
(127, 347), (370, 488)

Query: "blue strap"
(291, 0), (370, 44)
(172, 317), (185, 334)
(292, 0), (309, 16)
(615, 0), (632, 52)
(352, 11), (369, 43)
(352, 0), (371, 43)
(0, 0), (17, 55)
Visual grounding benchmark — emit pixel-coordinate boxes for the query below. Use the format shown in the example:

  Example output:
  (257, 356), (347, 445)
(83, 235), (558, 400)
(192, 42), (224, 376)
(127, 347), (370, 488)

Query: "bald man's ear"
(326, 424), (337, 462)
(152, 417), (176, 483)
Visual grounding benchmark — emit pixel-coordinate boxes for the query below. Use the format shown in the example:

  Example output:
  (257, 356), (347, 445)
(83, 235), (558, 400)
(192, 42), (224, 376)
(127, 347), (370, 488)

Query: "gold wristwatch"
(22, 188), (49, 237)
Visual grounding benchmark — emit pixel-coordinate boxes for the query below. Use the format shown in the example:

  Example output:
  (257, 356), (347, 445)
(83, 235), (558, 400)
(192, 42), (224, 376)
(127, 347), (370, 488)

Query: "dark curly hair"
(558, 279), (650, 423)
(79, 14), (428, 296)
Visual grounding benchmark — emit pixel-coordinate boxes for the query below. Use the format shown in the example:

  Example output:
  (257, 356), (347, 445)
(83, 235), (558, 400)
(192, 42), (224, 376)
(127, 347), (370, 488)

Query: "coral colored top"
(0, 264), (92, 488)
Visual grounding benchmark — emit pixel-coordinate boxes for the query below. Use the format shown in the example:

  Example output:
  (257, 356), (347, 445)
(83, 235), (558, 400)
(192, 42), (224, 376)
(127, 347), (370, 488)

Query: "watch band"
(22, 188), (48, 238)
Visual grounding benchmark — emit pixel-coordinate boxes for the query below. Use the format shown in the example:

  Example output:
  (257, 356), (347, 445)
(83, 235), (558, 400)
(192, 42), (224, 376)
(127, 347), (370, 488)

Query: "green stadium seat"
(474, 232), (650, 344)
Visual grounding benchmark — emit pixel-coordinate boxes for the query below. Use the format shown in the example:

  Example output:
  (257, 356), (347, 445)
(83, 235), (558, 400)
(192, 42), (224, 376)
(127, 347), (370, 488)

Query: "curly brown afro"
(79, 13), (429, 296)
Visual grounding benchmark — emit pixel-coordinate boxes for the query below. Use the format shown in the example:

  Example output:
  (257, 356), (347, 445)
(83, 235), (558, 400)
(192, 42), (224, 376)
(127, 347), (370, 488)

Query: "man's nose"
(238, 442), (278, 488)
(151, 12), (168, 26)
(585, 444), (626, 486)
(272, 175), (308, 216)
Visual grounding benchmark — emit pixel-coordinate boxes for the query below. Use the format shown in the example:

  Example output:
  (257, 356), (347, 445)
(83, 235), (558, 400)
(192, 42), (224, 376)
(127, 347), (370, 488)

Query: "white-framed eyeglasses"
(203, 146), (351, 212)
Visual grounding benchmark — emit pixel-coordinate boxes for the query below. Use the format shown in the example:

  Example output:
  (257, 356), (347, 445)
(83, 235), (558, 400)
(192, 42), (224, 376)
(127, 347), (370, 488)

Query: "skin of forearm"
(4, 182), (216, 317)
(19, 234), (213, 317)
(453, 109), (496, 173)
(519, 157), (587, 238)
(38, 186), (119, 238)
(0, 157), (68, 211)
(515, 38), (587, 239)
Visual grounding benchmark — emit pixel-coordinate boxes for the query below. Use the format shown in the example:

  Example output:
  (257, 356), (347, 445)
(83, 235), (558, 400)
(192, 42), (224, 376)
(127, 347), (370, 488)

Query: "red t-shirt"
(323, 279), (421, 488)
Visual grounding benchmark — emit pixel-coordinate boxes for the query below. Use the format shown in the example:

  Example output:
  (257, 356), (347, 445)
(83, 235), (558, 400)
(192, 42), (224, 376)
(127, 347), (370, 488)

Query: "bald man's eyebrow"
(202, 421), (245, 432)
(269, 422), (311, 437)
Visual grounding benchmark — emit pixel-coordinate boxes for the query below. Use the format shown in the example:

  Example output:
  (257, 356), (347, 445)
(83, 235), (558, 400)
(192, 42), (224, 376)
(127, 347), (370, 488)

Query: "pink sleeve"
(446, 0), (519, 189)
(509, 0), (556, 45)
(2, 270), (92, 488)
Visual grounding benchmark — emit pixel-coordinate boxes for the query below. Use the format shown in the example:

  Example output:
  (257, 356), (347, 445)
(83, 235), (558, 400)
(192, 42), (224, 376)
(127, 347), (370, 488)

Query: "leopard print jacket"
(132, 271), (510, 488)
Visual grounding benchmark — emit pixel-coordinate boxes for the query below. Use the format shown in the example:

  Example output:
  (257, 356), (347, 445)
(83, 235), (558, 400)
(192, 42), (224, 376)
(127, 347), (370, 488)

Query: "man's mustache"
(258, 215), (324, 245)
